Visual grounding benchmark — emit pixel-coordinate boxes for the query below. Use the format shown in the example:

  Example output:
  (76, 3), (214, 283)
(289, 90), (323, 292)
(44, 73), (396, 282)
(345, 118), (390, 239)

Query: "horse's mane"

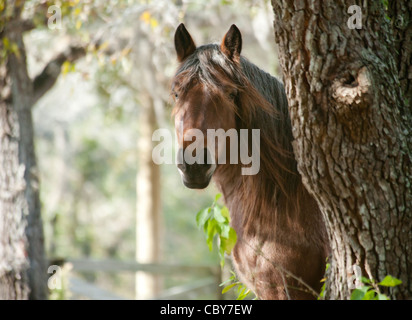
(174, 44), (302, 235)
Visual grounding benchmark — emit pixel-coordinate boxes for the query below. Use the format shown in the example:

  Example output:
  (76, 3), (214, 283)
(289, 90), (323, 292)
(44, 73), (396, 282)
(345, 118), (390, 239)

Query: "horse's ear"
(221, 24), (242, 61)
(174, 23), (196, 62)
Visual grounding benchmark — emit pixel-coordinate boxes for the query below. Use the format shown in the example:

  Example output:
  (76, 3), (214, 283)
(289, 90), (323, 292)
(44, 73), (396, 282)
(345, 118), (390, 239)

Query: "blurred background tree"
(1, 0), (85, 299)
(2, 0), (279, 299)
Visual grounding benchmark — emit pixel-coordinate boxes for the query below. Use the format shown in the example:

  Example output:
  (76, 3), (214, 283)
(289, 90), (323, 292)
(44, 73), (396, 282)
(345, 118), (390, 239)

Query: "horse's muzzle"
(176, 148), (215, 189)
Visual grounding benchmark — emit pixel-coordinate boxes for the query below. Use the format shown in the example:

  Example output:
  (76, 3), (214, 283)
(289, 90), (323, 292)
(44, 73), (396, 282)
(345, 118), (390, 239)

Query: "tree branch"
(2, 1), (49, 34)
(32, 45), (87, 105)
(3, 19), (39, 33)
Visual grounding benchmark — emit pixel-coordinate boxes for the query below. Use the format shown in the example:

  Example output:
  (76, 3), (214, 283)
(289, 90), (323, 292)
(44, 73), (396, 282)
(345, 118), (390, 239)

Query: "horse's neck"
(215, 168), (325, 251)
(214, 163), (299, 232)
(213, 126), (325, 228)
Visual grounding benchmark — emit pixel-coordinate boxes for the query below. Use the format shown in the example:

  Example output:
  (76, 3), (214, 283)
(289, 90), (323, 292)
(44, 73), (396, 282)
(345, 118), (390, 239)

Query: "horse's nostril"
(177, 147), (214, 174)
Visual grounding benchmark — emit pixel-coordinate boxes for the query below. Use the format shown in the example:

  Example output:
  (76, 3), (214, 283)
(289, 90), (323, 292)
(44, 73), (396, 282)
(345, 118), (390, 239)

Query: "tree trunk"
(388, 1), (412, 109)
(0, 60), (30, 300)
(135, 93), (162, 299)
(1, 6), (48, 298)
(7, 29), (48, 301)
(1, 0), (85, 299)
(271, 0), (412, 299)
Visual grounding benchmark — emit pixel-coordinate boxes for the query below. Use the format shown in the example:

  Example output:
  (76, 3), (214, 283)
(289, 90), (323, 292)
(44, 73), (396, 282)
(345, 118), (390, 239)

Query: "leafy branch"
(196, 194), (237, 268)
(220, 271), (256, 300)
(196, 194), (256, 299)
(350, 275), (403, 300)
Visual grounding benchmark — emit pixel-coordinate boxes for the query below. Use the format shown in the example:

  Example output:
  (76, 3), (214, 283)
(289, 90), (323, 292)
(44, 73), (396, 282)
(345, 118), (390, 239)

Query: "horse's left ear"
(221, 24), (242, 61)
(174, 23), (196, 62)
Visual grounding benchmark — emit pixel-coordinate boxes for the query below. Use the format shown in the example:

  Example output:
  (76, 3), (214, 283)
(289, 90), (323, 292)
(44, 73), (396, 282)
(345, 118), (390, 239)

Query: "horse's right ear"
(221, 24), (242, 61)
(174, 23), (196, 62)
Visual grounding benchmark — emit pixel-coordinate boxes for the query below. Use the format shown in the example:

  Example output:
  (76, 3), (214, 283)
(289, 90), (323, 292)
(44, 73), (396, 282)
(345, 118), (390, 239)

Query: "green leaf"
(318, 282), (326, 299)
(219, 223), (230, 239)
(218, 245), (226, 268)
(350, 286), (371, 300)
(62, 61), (75, 75)
(206, 219), (217, 251)
(376, 293), (389, 300)
(214, 193), (222, 203)
(213, 206), (227, 224)
(196, 207), (211, 228)
(221, 206), (230, 219)
(236, 286), (246, 299)
(362, 289), (377, 300)
(360, 277), (372, 284)
(220, 227), (237, 254)
(238, 290), (251, 300)
(379, 275), (402, 287)
(236, 286), (252, 300)
(3, 37), (10, 49)
(350, 289), (364, 300)
(222, 283), (236, 294)
(220, 278), (233, 287)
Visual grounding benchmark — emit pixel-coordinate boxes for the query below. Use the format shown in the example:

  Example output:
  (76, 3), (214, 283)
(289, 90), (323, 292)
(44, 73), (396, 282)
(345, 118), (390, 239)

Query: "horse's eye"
(229, 92), (237, 100)
(172, 92), (178, 100)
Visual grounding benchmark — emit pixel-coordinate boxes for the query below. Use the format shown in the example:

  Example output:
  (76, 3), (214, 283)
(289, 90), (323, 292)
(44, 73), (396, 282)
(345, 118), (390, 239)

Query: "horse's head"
(171, 24), (244, 189)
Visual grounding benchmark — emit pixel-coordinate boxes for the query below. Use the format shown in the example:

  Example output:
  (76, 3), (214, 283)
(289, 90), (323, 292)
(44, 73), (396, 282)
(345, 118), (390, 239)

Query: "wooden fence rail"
(61, 258), (222, 300)
(68, 259), (220, 276)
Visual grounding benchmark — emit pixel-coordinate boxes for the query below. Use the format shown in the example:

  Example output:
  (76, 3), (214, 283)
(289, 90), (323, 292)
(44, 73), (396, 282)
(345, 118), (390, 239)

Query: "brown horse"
(171, 23), (330, 300)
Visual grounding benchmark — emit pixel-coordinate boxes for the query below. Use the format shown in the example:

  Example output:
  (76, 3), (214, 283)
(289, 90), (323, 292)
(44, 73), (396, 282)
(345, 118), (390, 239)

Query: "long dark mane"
(174, 44), (301, 235)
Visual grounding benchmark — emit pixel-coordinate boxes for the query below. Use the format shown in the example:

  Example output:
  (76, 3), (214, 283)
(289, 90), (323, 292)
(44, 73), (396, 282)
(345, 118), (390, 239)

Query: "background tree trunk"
(1, 0), (86, 299)
(1, 4), (47, 299)
(135, 93), (162, 299)
(0, 61), (30, 300)
(271, 0), (412, 299)
(6, 26), (48, 301)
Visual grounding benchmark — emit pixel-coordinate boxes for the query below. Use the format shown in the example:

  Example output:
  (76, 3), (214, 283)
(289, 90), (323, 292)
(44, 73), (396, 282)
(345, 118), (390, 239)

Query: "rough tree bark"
(271, 0), (412, 299)
(388, 1), (412, 108)
(0, 50), (30, 300)
(1, 0), (85, 299)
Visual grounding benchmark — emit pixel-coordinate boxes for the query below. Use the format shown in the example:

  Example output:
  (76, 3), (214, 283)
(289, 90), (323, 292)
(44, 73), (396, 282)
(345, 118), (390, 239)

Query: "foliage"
(196, 194), (237, 268)
(220, 271), (256, 300)
(196, 194), (257, 300)
(1, 37), (21, 62)
(319, 262), (402, 300)
(350, 275), (402, 300)
(318, 261), (330, 300)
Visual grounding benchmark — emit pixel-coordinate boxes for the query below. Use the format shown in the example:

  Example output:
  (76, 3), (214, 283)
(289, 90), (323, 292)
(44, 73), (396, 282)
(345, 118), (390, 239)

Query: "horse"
(171, 23), (330, 300)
